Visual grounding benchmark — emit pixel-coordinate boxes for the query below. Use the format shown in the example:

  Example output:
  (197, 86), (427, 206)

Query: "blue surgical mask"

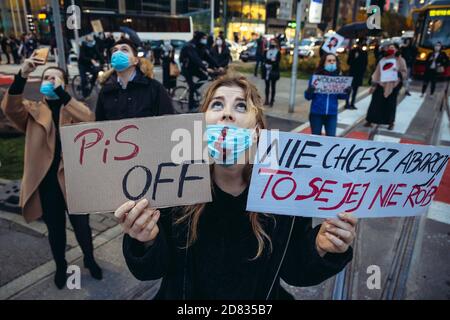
(324, 63), (337, 72)
(206, 124), (253, 166)
(40, 81), (59, 100)
(111, 51), (131, 72)
(200, 38), (208, 45)
(86, 40), (96, 47)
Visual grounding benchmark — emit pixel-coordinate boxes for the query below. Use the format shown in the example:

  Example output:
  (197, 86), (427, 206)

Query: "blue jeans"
(309, 113), (337, 136)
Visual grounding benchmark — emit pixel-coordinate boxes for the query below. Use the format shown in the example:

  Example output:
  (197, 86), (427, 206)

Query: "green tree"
(381, 11), (408, 37)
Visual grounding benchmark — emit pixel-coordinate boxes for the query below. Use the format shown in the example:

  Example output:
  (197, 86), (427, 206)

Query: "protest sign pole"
(210, 0), (214, 35)
(288, 0), (302, 113)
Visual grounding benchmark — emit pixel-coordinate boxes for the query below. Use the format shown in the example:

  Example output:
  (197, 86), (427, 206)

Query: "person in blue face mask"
(78, 34), (104, 98)
(113, 73), (357, 300)
(1, 54), (101, 289)
(95, 38), (174, 121)
(305, 53), (351, 136)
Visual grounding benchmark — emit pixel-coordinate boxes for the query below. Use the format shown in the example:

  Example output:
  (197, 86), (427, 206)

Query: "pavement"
(0, 60), (449, 300)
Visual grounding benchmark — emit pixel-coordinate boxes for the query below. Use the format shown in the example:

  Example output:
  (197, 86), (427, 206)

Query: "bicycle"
(71, 64), (105, 101)
(171, 69), (224, 114)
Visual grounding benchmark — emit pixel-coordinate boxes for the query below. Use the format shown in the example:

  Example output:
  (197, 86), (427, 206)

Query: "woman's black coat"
(261, 50), (281, 81)
(347, 47), (368, 87)
(424, 51), (449, 72)
(122, 185), (353, 300)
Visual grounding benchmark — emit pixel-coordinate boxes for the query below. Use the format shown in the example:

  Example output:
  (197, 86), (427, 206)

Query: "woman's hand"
(21, 53), (45, 78)
(52, 75), (64, 90)
(368, 85), (376, 94)
(316, 212), (357, 257)
(114, 199), (160, 243)
(305, 86), (315, 96)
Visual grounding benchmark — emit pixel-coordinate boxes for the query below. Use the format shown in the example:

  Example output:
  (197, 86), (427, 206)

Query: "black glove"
(306, 86), (315, 95)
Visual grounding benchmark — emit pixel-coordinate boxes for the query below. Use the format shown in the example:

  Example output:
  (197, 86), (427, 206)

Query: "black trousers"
(254, 57), (263, 76)
(39, 172), (94, 268)
(265, 79), (277, 103)
(185, 70), (207, 110)
(1, 48), (10, 64)
(349, 84), (359, 106)
(422, 69), (437, 95)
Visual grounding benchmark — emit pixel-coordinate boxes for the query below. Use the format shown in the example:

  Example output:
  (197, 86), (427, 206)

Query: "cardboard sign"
(321, 33), (345, 54)
(380, 58), (398, 82)
(91, 20), (103, 33)
(247, 130), (450, 218)
(311, 75), (353, 94)
(60, 114), (212, 214)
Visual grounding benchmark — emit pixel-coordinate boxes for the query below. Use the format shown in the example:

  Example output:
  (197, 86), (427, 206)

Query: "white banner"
(309, 0), (324, 23)
(311, 75), (353, 94)
(247, 130), (450, 218)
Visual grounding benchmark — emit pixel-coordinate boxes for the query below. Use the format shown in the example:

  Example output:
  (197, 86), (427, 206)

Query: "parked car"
(239, 41), (257, 62)
(226, 40), (243, 61)
(290, 38), (323, 58)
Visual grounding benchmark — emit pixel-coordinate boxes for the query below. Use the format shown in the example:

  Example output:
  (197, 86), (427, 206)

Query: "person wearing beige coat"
(1, 54), (102, 289)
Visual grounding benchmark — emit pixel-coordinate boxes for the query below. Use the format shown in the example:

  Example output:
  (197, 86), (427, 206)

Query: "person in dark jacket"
(421, 41), (449, 97)
(114, 73), (357, 300)
(180, 31), (216, 111)
(103, 32), (115, 64)
(254, 34), (265, 77)
(261, 38), (281, 107)
(9, 34), (21, 64)
(1, 33), (11, 64)
(161, 40), (177, 93)
(211, 37), (232, 69)
(1, 54), (101, 289)
(24, 33), (38, 58)
(345, 41), (368, 110)
(96, 38), (174, 121)
(78, 35), (103, 98)
(305, 53), (350, 136)
(400, 38), (416, 96)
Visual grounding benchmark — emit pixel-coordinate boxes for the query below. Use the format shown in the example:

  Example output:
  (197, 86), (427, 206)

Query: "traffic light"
(27, 14), (35, 31)
(370, 0), (385, 15)
(214, 0), (224, 19)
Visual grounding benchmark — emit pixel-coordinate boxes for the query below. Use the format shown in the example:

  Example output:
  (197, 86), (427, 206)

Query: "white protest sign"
(311, 75), (353, 94)
(60, 114), (212, 214)
(247, 130), (450, 218)
(380, 58), (398, 82)
(309, 0), (324, 23)
(321, 33), (345, 54)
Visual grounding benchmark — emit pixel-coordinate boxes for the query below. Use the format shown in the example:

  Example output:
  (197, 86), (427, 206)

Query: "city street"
(0, 0), (449, 309)
(1, 61), (448, 300)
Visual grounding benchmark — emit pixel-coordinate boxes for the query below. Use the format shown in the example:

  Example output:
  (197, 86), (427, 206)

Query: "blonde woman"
(115, 73), (357, 300)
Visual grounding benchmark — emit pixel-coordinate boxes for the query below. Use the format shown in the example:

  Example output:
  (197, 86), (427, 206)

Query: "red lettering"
(315, 179), (337, 203)
(386, 184), (406, 207)
(74, 128), (104, 165)
(271, 176), (297, 200)
(369, 184), (394, 210)
(295, 177), (321, 201)
(114, 125), (140, 161)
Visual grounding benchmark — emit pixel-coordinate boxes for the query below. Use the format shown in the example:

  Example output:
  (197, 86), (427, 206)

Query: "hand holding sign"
(315, 212), (357, 257)
(114, 199), (160, 243)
